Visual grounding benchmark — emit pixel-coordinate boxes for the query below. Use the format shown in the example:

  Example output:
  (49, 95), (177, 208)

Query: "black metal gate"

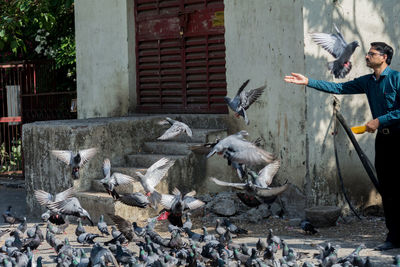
(0, 60), (77, 179)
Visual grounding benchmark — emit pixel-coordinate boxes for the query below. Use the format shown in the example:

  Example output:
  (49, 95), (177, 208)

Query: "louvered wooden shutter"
(135, 0), (227, 113)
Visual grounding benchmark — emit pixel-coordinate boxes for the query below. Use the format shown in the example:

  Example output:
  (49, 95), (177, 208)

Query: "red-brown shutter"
(135, 0), (227, 113)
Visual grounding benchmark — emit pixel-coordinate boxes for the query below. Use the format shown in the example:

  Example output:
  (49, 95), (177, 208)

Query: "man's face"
(365, 47), (387, 68)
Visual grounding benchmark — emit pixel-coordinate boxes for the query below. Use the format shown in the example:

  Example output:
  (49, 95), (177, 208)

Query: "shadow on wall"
(301, 0), (400, 208)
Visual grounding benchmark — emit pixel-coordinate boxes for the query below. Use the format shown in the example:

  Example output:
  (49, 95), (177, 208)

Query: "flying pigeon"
(248, 159), (281, 188)
(157, 117), (192, 141)
(34, 187), (75, 225)
(134, 157), (175, 208)
(100, 158), (135, 199)
(51, 148), (98, 179)
(310, 24), (359, 78)
(47, 196), (94, 226)
(224, 79), (265, 125)
(211, 177), (289, 198)
(206, 131), (275, 166)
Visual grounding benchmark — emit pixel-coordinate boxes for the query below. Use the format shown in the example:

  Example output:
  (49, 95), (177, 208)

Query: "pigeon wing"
(241, 85), (265, 110)
(112, 173), (134, 186)
(228, 146), (275, 166)
(210, 177), (247, 190)
(157, 124), (181, 140)
(78, 148), (98, 167)
(54, 187), (76, 202)
(145, 158), (174, 189)
(51, 150), (73, 165)
(34, 190), (54, 207)
(103, 158), (111, 177)
(160, 194), (176, 210)
(310, 25), (347, 58)
(257, 159), (281, 187)
(235, 79), (250, 97)
(254, 182), (289, 197)
(183, 195), (205, 210)
(108, 214), (135, 242)
(181, 122), (193, 137)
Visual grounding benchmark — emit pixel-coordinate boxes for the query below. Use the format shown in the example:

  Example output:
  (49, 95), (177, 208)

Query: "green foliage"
(0, 0), (76, 90)
(0, 139), (22, 173)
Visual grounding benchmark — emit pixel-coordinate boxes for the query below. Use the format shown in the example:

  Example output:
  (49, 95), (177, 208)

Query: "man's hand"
(284, 73), (309, 85)
(365, 118), (380, 133)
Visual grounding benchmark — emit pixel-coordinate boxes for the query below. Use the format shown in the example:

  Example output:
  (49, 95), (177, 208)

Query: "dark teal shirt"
(307, 66), (400, 129)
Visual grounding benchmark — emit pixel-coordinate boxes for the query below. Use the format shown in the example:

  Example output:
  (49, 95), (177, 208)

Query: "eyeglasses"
(366, 52), (384, 57)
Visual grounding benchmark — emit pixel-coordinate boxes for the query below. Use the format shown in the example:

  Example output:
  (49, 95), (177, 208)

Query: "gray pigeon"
(157, 117), (193, 140)
(224, 79), (265, 125)
(248, 159), (281, 188)
(97, 215), (110, 236)
(100, 158), (135, 199)
(51, 147), (97, 179)
(311, 24), (359, 78)
(206, 131), (275, 166)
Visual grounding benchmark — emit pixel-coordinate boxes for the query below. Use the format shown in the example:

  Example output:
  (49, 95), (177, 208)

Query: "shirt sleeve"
(307, 78), (365, 94)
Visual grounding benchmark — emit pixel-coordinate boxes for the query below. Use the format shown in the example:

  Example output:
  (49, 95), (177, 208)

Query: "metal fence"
(0, 60), (77, 179)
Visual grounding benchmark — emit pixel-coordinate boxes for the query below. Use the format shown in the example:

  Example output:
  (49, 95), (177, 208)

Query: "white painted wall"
(224, 0), (307, 189)
(75, 0), (135, 119)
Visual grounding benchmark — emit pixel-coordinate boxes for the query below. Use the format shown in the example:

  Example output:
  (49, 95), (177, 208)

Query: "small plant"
(0, 139), (22, 174)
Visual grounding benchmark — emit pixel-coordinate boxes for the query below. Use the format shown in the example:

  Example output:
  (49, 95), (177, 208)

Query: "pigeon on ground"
(77, 233), (101, 245)
(75, 218), (86, 237)
(34, 186), (75, 225)
(157, 117), (192, 140)
(310, 24), (359, 78)
(47, 197), (94, 226)
(2, 206), (24, 225)
(97, 214), (110, 236)
(108, 214), (136, 243)
(100, 158), (135, 199)
(134, 157), (175, 208)
(222, 218), (248, 235)
(51, 147), (97, 179)
(224, 79), (265, 125)
(301, 220), (318, 235)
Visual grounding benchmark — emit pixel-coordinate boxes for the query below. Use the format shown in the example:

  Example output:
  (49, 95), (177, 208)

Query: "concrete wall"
(75, 0), (136, 119)
(224, 0), (307, 190)
(303, 0), (400, 208)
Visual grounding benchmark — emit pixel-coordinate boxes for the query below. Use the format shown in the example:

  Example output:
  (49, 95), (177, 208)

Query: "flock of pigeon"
(0, 26), (393, 265)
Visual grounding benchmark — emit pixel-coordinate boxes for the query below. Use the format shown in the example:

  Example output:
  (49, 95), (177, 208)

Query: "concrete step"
(125, 154), (186, 168)
(162, 128), (227, 143)
(143, 141), (201, 155)
(76, 191), (159, 224)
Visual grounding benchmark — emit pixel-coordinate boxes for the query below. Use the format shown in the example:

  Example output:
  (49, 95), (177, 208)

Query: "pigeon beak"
(206, 149), (217, 158)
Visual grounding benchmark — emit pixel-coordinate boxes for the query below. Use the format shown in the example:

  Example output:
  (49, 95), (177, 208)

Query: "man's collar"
(371, 66), (391, 80)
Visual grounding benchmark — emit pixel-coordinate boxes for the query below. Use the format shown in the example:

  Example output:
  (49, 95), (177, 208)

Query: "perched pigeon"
(224, 79), (265, 125)
(34, 187), (75, 225)
(157, 117), (192, 140)
(47, 197), (94, 226)
(51, 147), (97, 179)
(134, 157), (175, 208)
(310, 24), (359, 78)
(100, 158), (135, 199)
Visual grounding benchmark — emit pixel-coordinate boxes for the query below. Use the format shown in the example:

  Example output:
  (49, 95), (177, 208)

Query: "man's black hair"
(371, 42), (394, 65)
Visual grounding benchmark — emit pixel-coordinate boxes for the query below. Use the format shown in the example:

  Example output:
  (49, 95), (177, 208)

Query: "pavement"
(1, 184), (400, 266)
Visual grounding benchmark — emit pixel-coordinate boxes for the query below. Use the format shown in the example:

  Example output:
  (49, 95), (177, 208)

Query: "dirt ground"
(1, 185), (399, 266)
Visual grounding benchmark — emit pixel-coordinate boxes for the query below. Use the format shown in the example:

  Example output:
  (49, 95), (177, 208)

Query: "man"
(284, 42), (400, 251)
